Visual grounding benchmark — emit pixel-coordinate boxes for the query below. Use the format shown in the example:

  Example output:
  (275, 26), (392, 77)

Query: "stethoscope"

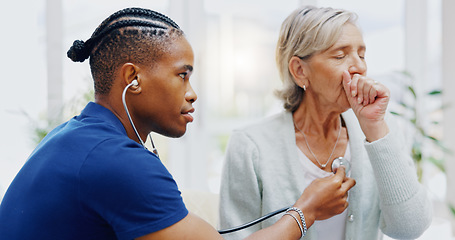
(217, 157), (351, 234)
(122, 81), (352, 234)
(122, 80), (159, 156)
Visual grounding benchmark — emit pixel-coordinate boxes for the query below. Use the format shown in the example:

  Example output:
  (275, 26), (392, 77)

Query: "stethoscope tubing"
(217, 157), (350, 234)
(218, 206), (290, 234)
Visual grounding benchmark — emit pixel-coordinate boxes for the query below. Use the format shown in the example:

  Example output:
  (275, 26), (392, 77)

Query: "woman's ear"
(288, 56), (308, 88)
(120, 63), (141, 93)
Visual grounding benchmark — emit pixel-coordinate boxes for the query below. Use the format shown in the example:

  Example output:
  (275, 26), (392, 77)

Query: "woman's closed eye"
(334, 55), (346, 60)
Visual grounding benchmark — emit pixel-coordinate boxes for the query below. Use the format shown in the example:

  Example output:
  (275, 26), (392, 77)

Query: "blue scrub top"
(0, 102), (188, 240)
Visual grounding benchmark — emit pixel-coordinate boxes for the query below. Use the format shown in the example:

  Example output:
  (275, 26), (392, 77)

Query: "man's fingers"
(334, 165), (347, 180)
(341, 177), (356, 192)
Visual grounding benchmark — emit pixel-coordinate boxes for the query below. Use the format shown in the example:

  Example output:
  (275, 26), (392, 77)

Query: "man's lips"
(182, 108), (195, 122)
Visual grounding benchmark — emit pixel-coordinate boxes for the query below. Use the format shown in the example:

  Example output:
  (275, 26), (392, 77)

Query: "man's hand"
(295, 166), (356, 225)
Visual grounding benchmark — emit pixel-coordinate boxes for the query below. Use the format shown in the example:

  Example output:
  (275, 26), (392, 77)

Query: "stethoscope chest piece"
(331, 157), (350, 174)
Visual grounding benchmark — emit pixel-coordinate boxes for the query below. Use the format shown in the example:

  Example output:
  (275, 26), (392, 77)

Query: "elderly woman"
(219, 6), (432, 240)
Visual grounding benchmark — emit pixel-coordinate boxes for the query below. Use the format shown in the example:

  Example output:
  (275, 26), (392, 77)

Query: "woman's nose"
(348, 56), (367, 75)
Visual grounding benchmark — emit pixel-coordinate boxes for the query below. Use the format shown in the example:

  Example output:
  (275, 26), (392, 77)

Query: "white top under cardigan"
(297, 143), (351, 240)
(218, 109), (432, 240)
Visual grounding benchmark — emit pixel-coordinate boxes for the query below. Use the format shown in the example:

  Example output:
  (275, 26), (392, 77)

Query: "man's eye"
(179, 73), (186, 79)
(335, 55), (345, 59)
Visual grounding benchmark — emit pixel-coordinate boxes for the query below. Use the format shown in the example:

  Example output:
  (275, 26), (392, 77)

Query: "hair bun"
(67, 40), (90, 62)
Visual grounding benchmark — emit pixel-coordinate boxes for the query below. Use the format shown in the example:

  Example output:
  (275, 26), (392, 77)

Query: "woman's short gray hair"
(275, 6), (357, 112)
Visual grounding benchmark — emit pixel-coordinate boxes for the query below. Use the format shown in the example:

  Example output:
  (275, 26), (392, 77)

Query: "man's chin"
(167, 128), (187, 138)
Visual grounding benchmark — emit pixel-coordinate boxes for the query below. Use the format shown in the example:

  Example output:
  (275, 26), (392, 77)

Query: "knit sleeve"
(364, 117), (432, 239)
(218, 130), (263, 240)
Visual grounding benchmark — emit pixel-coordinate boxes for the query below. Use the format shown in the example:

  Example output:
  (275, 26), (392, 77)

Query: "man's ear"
(120, 63), (142, 93)
(288, 56), (308, 88)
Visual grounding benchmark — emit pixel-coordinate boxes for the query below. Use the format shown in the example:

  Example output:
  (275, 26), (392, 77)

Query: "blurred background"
(1, 0), (454, 238)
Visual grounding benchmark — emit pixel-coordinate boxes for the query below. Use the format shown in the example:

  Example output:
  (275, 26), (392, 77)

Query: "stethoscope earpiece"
(122, 81), (159, 157)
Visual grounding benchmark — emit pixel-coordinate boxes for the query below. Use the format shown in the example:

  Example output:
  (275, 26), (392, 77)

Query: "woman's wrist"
(361, 120), (389, 142)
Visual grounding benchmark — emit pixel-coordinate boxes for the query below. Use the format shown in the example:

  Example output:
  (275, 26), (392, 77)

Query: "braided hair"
(67, 7), (183, 94)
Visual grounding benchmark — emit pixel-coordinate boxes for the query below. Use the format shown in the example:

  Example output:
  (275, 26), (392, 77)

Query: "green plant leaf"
(427, 90), (442, 95)
(426, 156), (446, 173)
(398, 70), (413, 78)
(408, 86), (417, 99)
(435, 141), (453, 154)
(411, 144), (422, 162)
(392, 71), (450, 181)
(33, 128), (50, 145)
(426, 135), (438, 141)
(450, 204), (455, 216)
(399, 101), (414, 110)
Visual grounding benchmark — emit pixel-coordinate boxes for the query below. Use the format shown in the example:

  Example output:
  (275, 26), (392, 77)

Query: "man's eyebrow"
(182, 64), (193, 72)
